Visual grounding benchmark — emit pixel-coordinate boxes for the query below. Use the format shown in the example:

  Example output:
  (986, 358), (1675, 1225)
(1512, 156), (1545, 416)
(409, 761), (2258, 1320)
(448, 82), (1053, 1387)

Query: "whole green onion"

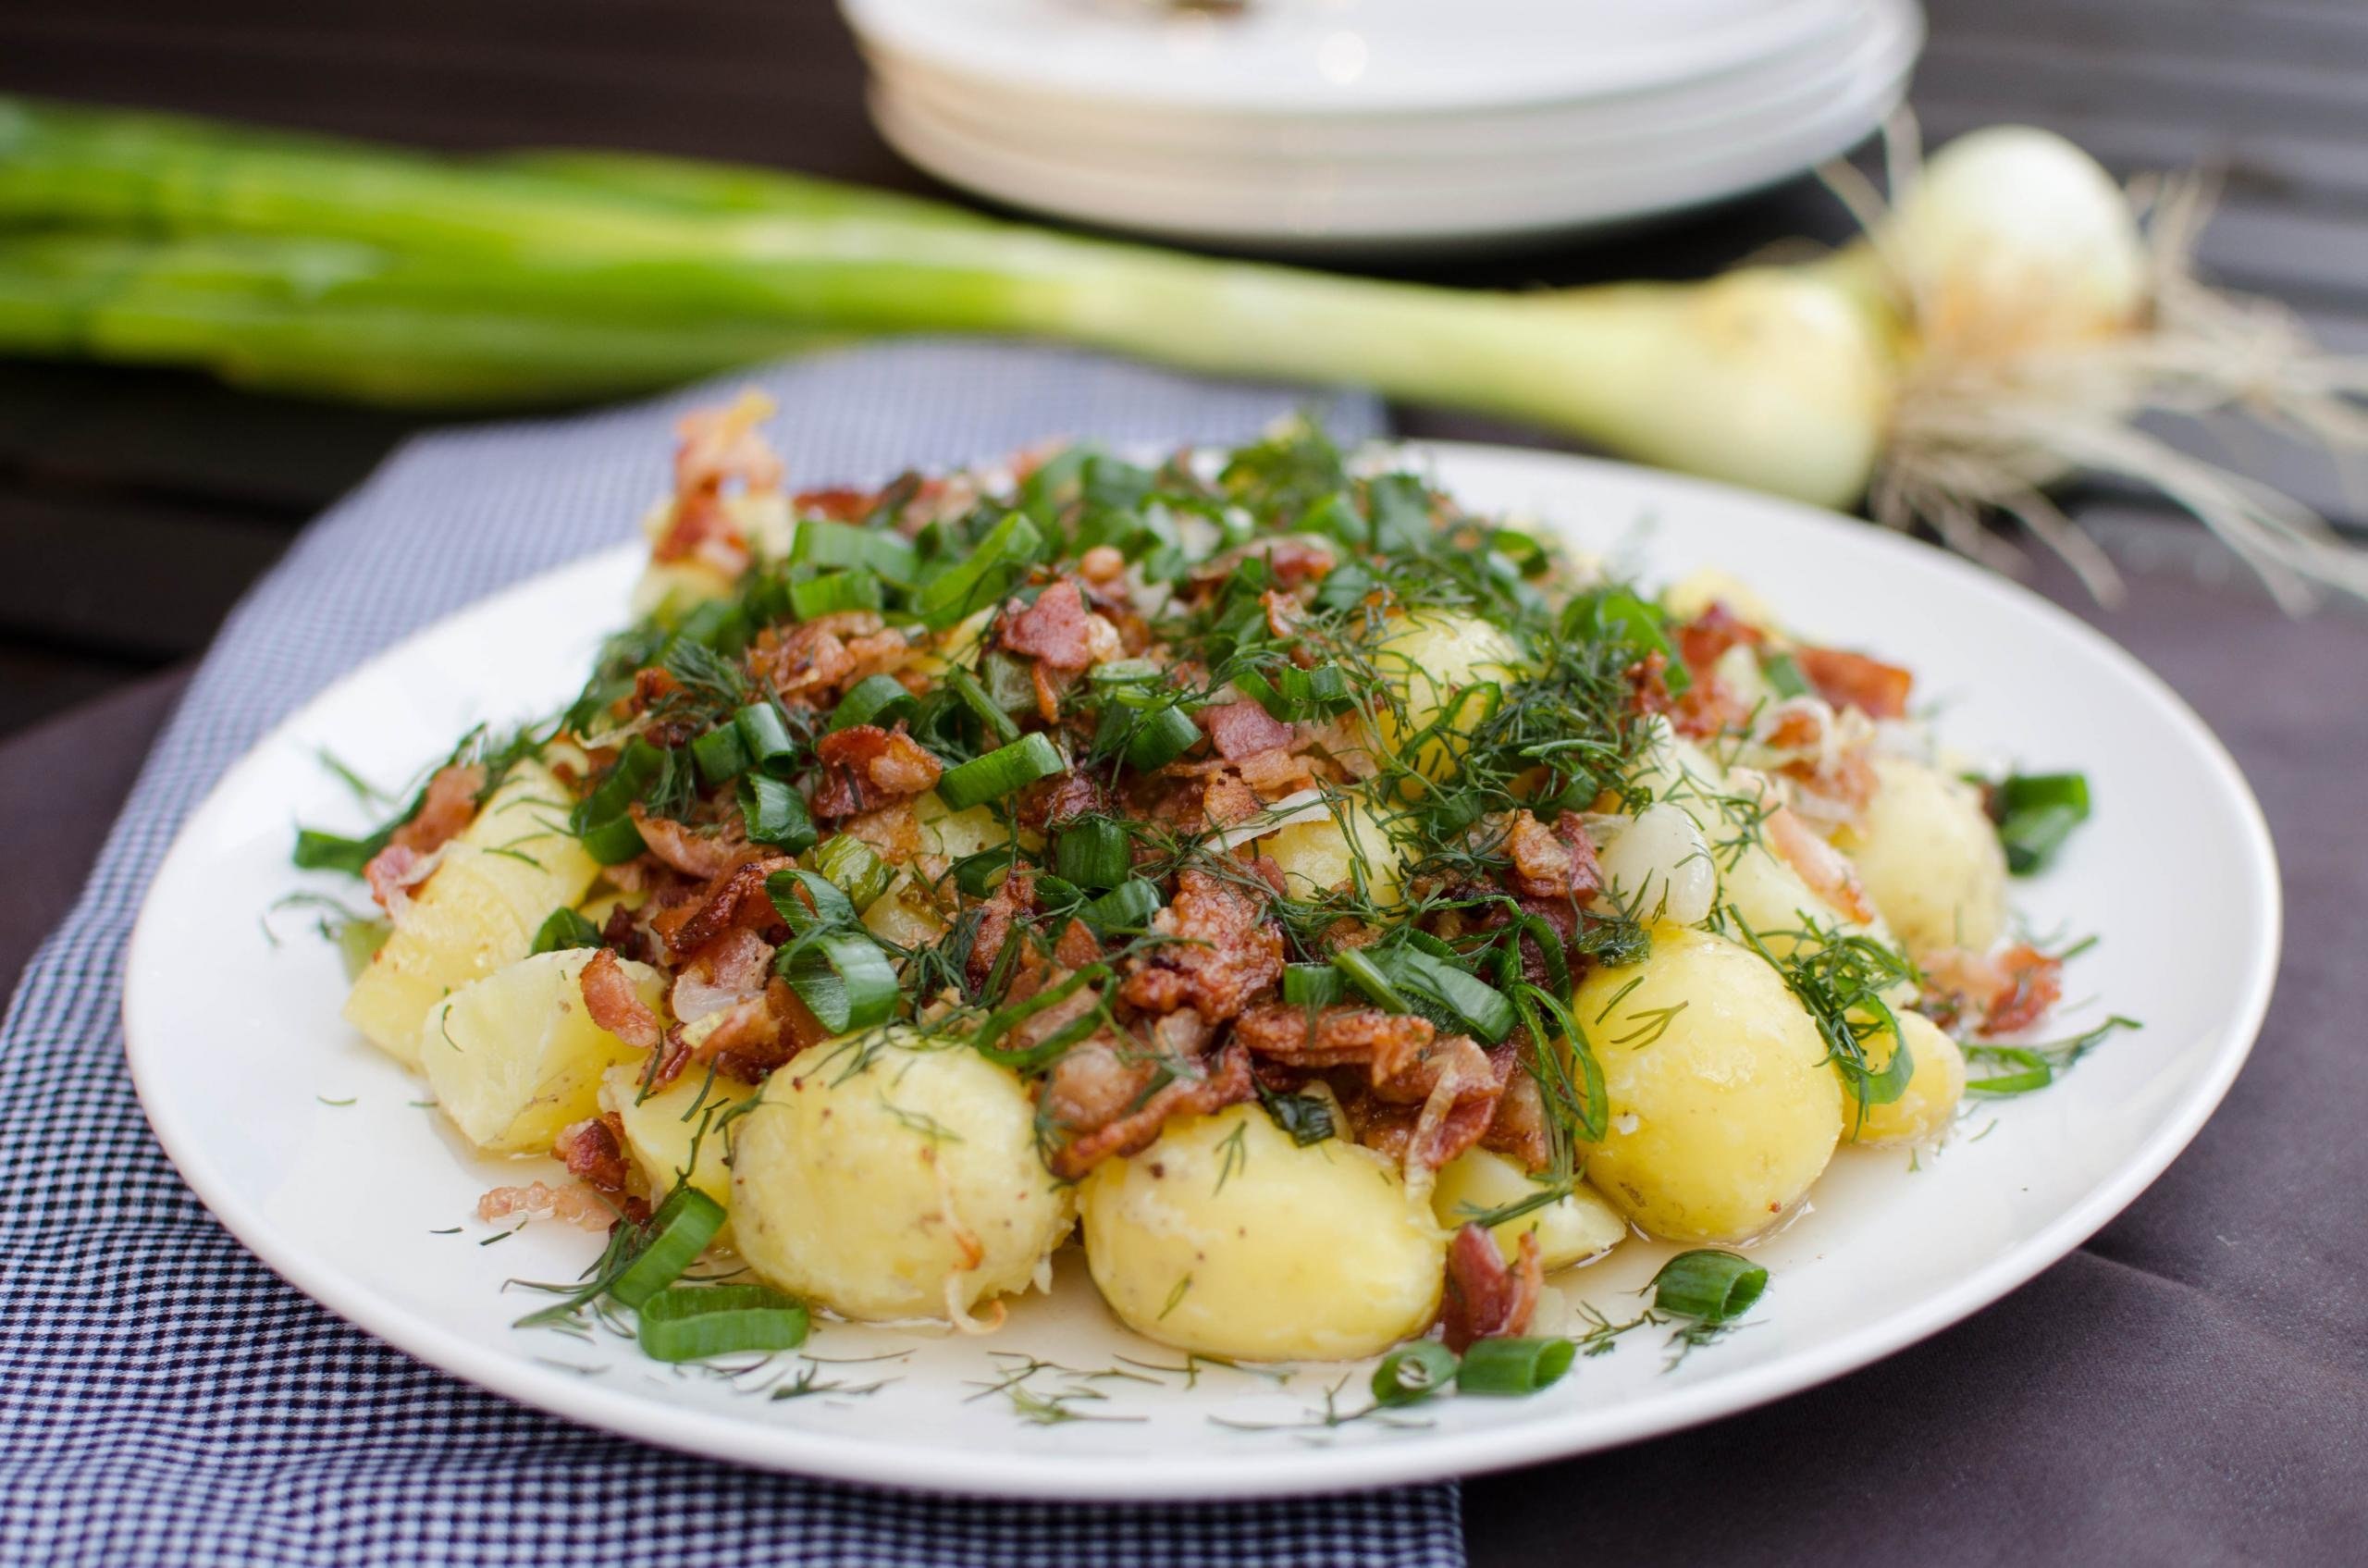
(1649, 1250), (1770, 1324)
(1455, 1337), (1576, 1396)
(636, 1284), (810, 1362)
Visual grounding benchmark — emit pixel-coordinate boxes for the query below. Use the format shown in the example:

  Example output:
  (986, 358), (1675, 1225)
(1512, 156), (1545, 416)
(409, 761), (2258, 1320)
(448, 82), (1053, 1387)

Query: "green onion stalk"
(2, 96), (2362, 602)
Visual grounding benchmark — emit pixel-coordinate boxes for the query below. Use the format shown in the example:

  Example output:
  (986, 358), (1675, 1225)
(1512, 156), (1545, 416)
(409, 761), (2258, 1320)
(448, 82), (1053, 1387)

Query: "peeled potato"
(1264, 792), (1406, 906)
(1429, 1149), (1627, 1271)
(731, 1030), (1072, 1324)
(1841, 1010), (1967, 1146)
(421, 948), (664, 1155)
(1661, 567), (1783, 632)
(1832, 755), (2008, 957)
(598, 1063), (756, 1213)
(343, 758), (599, 1068)
(1368, 610), (1527, 780)
(1080, 1103), (1446, 1361)
(1576, 925), (1843, 1243)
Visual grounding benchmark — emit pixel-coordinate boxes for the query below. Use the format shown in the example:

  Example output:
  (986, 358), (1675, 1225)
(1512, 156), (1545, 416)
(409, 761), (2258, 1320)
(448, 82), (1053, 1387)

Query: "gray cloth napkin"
(0, 342), (1468, 1567)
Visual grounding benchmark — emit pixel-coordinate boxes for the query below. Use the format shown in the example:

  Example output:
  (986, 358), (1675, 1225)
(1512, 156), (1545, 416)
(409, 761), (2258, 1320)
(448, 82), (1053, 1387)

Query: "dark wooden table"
(5, 4), (2367, 1563)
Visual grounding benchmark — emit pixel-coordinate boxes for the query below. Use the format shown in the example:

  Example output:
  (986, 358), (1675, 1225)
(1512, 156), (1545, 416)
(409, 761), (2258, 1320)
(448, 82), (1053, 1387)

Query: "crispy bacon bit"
(810, 724), (944, 818)
(660, 856), (795, 958)
(1923, 944), (2065, 1035)
(1119, 869), (1283, 1025)
(364, 843), (427, 915)
(1201, 770), (1264, 829)
(555, 1114), (633, 1198)
(1001, 579), (1097, 671)
(598, 902), (653, 964)
(580, 947), (664, 1051)
(1479, 1063), (1552, 1171)
(1438, 1225), (1542, 1353)
(1985, 945), (2066, 1034)
(1676, 601), (1764, 676)
(1054, 918), (1104, 969)
(1017, 771), (1109, 834)
(1046, 1039), (1253, 1179)
(1235, 1003), (1438, 1074)
(692, 980), (807, 1083)
(361, 761), (486, 912)
(630, 806), (751, 880)
(1262, 537), (1337, 588)
(1261, 589), (1300, 641)
(968, 872), (1037, 988)
(1627, 652), (1754, 740)
(1797, 647), (1913, 720)
(674, 389), (783, 497)
(1233, 1003), (1502, 1169)
(748, 621), (856, 700)
(791, 485), (874, 521)
(1505, 810), (1603, 902)
(1761, 801), (1878, 925)
(1200, 700), (1296, 763)
(671, 926), (775, 1022)
(476, 1180), (616, 1231)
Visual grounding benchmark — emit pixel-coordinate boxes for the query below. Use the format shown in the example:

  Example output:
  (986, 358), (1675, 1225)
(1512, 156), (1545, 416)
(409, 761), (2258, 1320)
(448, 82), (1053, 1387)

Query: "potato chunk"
(1841, 1010), (1967, 1146)
(598, 1064), (755, 1213)
(421, 948), (664, 1154)
(1429, 1148), (1627, 1271)
(731, 1030), (1073, 1323)
(1264, 792), (1406, 907)
(1368, 610), (1527, 781)
(1832, 755), (2009, 957)
(342, 758), (597, 1068)
(1576, 926), (1843, 1243)
(1080, 1104), (1446, 1361)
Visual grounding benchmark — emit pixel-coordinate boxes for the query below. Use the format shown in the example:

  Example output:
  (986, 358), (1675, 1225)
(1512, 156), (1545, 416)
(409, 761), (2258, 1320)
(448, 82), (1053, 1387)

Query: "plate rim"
(123, 438), (2282, 1500)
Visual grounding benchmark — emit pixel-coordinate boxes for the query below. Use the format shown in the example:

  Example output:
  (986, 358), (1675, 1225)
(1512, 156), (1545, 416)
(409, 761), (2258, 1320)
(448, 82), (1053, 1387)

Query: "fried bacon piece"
(1000, 578), (1097, 671)
(1046, 1038), (1253, 1179)
(1016, 771), (1109, 834)
(361, 761), (486, 912)
(670, 927), (774, 1022)
(554, 1114), (633, 1198)
(1200, 699), (1295, 763)
(1233, 1004), (1504, 1169)
(1761, 802), (1878, 925)
(1504, 810), (1603, 902)
(1675, 601), (1764, 676)
(1797, 646), (1913, 720)
(748, 621), (856, 701)
(580, 947), (664, 1051)
(1234, 1002), (1437, 1075)
(629, 806), (751, 881)
(1438, 1225), (1543, 1353)
(476, 1180), (616, 1231)
(810, 724), (943, 819)
(968, 872), (1037, 988)
(673, 389), (783, 497)
(1118, 869), (1283, 1025)
(791, 485), (875, 521)
(1478, 1062), (1552, 1171)
(657, 856), (794, 959)
(1625, 651), (1755, 740)
(1921, 944), (2065, 1036)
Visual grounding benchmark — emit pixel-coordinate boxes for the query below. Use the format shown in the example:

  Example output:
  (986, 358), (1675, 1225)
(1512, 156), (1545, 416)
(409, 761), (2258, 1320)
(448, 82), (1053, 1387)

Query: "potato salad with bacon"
(305, 395), (2096, 1370)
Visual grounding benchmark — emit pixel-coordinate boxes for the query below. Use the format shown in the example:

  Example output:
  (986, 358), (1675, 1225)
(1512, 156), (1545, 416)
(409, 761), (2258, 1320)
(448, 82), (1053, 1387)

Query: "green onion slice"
(1371, 1340), (1460, 1407)
(1385, 947), (1518, 1044)
(608, 1186), (726, 1310)
(809, 833), (895, 910)
(792, 518), (918, 584)
(830, 673), (919, 734)
(737, 773), (818, 853)
(574, 737), (666, 830)
(936, 732), (1066, 812)
(1455, 1337), (1576, 1396)
(789, 568), (883, 621)
(690, 722), (752, 786)
(1332, 948), (1412, 1013)
(636, 1284), (811, 1363)
(292, 827), (386, 876)
(1233, 662), (1355, 722)
(2001, 772), (2090, 814)
(1282, 963), (1343, 1008)
(1121, 704), (1202, 773)
(1759, 650), (1811, 698)
(734, 702), (800, 774)
(951, 846), (1018, 898)
(766, 867), (856, 934)
(1649, 1250), (1769, 1324)
(577, 812), (649, 866)
(971, 964), (1110, 1070)
(2000, 803), (2084, 875)
(1079, 878), (1161, 936)
(1054, 818), (1130, 890)
(912, 512), (1042, 629)
(775, 930), (899, 1033)
(941, 667), (1023, 745)
(531, 906), (605, 955)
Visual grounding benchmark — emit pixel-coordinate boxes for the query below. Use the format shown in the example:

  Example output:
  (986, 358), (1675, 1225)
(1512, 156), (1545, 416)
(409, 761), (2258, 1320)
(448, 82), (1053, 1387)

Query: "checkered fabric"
(0, 343), (1466, 1568)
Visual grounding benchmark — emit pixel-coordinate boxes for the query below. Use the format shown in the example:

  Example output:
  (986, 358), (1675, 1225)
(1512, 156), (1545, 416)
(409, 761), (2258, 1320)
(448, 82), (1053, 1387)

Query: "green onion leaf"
(1332, 948), (1412, 1013)
(690, 722), (751, 785)
(1455, 1337), (1576, 1396)
(766, 867), (857, 934)
(775, 930), (899, 1033)
(2000, 803), (2084, 874)
(576, 812), (649, 866)
(942, 666), (1023, 745)
(1282, 963), (1343, 1008)
(531, 906), (605, 955)
(1649, 1250), (1769, 1324)
(737, 774), (817, 853)
(636, 1283), (810, 1362)
(2001, 772), (2090, 814)
(912, 512), (1042, 629)
(828, 673), (918, 734)
(970, 964), (1110, 1070)
(608, 1187), (726, 1309)
(1371, 1340), (1459, 1407)
(810, 833), (895, 910)
(292, 827), (386, 876)
(1962, 1045), (2054, 1096)
(936, 732), (1065, 812)
(1054, 818), (1130, 890)
(792, 518), (918, 584)
(1120, 704), (1202, 773)
(1233, 661), (1354, 722)
(951, 846), (1018, 898)
(734, 702), (800, 774)
(1079, 877), (1161, 937)
(789, 568), (883, 620)
(1384, 947), (1518, 1044)
(1760, 650), (1811, 698)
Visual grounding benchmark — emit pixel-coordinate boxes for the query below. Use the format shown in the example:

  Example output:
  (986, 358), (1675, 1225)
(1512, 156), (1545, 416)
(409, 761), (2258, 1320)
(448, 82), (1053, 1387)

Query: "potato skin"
(1841, 1010), (1967, 1146)
(1264, 792), (1405, 907)
(1833, 756), (2008, 957)
(1429, 1149), (1627, 1271)
(731, 1031), (1072, 1323)
(1080, 1104), (1446, 1361)
(1576, 926), (1843, 1243)
(1369, 611), (1526, 780)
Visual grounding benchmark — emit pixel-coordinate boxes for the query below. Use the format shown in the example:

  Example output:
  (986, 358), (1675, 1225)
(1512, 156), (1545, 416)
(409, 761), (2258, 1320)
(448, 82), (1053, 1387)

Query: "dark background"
(4, 4), (2366, 1563)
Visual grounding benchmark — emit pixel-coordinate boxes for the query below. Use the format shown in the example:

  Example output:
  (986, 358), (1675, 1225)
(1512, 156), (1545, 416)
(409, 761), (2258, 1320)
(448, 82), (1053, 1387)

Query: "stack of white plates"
(842, 0), (1925, 253)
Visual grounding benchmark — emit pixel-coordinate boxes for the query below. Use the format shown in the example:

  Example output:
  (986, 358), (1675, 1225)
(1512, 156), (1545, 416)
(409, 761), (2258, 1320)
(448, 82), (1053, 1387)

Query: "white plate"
(126, 441), (2279, 1500)
(840, 0), (1856, 117)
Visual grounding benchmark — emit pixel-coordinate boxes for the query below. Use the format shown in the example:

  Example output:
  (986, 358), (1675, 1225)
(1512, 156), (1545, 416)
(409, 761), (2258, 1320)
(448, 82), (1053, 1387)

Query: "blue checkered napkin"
(0, 343), (1465, 1568)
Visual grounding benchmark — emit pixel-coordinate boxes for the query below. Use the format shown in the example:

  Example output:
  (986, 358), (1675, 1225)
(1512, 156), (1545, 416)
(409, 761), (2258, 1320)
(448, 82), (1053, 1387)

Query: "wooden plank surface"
(0, 0), (2362, 735)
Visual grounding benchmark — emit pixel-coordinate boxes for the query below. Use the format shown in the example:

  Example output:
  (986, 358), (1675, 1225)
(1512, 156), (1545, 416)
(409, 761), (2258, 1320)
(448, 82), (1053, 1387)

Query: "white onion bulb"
(1594, 803), (1718, 928)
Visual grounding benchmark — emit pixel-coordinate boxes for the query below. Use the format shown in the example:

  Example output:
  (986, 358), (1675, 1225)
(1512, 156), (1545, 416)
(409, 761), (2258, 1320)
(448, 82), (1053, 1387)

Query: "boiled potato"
(1264, 791), (1407, 906)
(1575, 925), (1843, 1243)
(343, 758), (598, 1068)
(599, 1063), (756, 1212)
(422, 948), (664, 1155)
(1841, 1009), (1967, 1146)
(1662, 567), (1782, 632)
(1367, 610), (1527, 780)
(1429, 1149), (1627, 1271)
(1080, 1103), (1446, 1361)
(731, 1030), (1072, 1323)
(1832, 755), (2008, 957)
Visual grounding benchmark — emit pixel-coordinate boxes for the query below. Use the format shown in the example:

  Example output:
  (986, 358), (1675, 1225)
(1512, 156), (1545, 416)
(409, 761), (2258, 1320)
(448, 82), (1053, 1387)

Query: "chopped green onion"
(531, 906), (604, 955)
(1253, 1083), (1338, 1146)
(766, 867), (856, 934)
(734, 701), (800, 774)
(1371, 1340), (1459, 1407)
(980, 651), (1041, 717)
(1760, 650), (1811, 698)
(577, 812), (648, 865)
(1455, 1338), (1576, 1396)
(791, 517), (917, 584)
(689, 722), (751, 785)
(1234, 662), (1354, 722)
(936, 732), (1065, 812)
(573, 737), (666, 831)
(2002, 772), (2090, 814)
(1282, 963), (1343, 1007)
(636, 1283), (810, 1362)
(951, 846), (1018, 898)
(775, 930), (899, 1033)
(292, 827), (385, 876)
(608, 1187), (726, 1309)
(829, 673), (919, 734)
(1079, 877), (1161, 936)
(810, 833), (895, 910)
(970, 964), (1111, 1070)
(1121, 704), (1202, 773)
(1996, 772), (2091, 874)
(1332, 948), (1412, 1013)
(1089, 658), (1160, 687)
(1054, 818), (1130, 890)
(788, 568), (883, 620)
(1384, 947), (1518, 1044)
(1962, 1045), (2054, 1096)
(942, 666), (1023, 744)
(1649, 1250), (1769, 1324)
(737, 774), (817, 853)
(912, 512), (1042, 629)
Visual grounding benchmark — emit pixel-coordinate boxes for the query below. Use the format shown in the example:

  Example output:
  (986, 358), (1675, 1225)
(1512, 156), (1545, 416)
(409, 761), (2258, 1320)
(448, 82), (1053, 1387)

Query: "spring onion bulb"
(0, 98), (2360, 598)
